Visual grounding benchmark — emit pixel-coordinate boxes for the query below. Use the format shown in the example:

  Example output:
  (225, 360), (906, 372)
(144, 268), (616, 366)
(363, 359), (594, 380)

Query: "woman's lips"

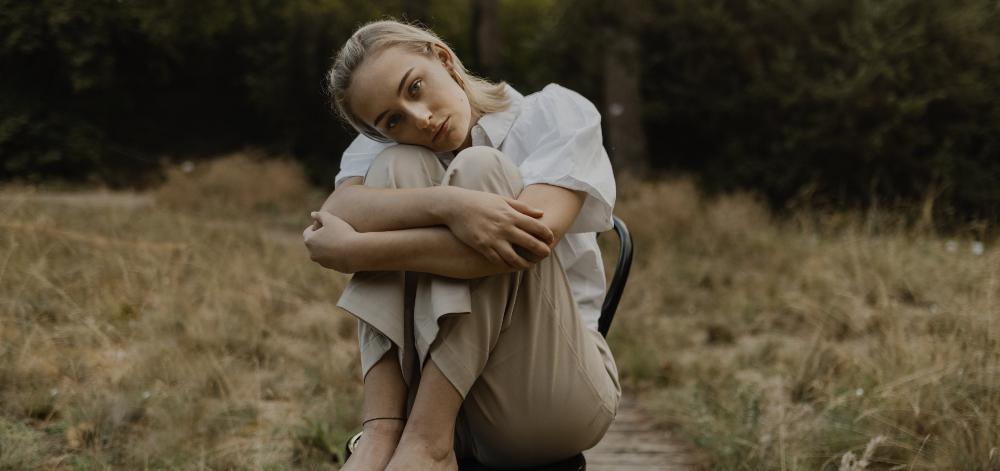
(433, 117), (450, 142)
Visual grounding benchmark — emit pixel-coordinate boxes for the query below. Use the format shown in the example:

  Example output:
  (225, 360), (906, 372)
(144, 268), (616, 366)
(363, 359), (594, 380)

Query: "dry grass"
(1, 157), (353, 469)
(606, 175), (999, 470)
(1, 158), (997, 469)
(155, 151), (322, 229)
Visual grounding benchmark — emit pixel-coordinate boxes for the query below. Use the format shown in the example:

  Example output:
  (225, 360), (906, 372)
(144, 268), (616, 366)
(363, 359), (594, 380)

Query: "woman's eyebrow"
(373, 67), (415, 128)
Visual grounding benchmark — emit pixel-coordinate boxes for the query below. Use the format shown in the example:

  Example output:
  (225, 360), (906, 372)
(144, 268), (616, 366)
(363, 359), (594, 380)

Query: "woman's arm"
(319, 177), (450, 233)
(317, 177), (556, 267)
(345, 225), (520, 279)
(515, 183), (587, 251)
(305, 183), (586, 279)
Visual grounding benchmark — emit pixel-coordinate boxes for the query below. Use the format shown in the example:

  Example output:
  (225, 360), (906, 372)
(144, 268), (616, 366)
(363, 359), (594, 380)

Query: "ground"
(1, 157), (997, 469)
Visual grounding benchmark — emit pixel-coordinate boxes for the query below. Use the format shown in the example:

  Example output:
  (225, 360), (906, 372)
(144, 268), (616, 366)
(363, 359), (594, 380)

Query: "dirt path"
(585, 393), (706, 470)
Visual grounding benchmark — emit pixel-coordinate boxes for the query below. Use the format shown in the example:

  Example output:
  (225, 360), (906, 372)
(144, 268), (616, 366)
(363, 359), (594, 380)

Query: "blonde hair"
(326, 19), (510, 142)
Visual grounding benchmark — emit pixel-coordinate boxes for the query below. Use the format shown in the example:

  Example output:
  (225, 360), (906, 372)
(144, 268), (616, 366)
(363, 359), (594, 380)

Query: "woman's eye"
(409, 79), (422, 96)
(387, 115), (401, 130)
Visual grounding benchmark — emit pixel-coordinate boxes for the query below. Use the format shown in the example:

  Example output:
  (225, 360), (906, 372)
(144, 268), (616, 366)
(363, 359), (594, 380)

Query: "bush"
(155, 152), (320, 218)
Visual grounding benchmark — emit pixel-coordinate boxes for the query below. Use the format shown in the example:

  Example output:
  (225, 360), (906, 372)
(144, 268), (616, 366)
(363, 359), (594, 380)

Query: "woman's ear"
(431, 43), (454, 70)
(431, 43), (464, 88)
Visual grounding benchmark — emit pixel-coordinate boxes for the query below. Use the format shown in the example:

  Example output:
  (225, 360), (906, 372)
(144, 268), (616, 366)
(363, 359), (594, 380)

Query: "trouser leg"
(418, 147), (621, 467)
(335, 144), (621, 467)
(336, 144), (447, 395)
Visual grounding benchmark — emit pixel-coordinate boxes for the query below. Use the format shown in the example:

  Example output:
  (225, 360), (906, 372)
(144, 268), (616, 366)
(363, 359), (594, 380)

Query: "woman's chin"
(393, 139), (443, 153)
(440, 142), (461, 153)
(423, 126), (470, 153)
(436, 137), (464, 153)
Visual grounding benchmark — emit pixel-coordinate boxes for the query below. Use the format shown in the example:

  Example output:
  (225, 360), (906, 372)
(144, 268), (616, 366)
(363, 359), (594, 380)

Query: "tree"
(602, 0), (649, 177)
(471, 0), (500, 79)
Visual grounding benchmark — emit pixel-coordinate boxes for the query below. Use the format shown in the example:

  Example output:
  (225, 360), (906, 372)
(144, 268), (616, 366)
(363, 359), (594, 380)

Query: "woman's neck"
(455, 107), (484, 153)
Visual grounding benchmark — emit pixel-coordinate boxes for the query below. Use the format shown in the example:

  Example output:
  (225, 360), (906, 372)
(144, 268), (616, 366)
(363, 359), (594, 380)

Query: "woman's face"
(348, 44), (476, 153)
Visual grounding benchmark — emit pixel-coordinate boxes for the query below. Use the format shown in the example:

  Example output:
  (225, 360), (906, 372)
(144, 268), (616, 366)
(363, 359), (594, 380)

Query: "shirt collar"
(470, 84), (524, 148)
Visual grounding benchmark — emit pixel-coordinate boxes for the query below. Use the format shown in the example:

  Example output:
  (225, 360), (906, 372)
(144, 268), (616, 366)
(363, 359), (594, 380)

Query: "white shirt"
(334, 83), (617, 331)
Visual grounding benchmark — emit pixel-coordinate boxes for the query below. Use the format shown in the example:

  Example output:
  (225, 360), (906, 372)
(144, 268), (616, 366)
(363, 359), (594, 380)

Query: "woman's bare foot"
(341, 420), (405, 471)
(383, 435), (458, 471)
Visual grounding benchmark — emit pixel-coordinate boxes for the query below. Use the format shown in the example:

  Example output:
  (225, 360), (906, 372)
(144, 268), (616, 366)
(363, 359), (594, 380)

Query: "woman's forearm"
(320, 184), (452, 233)
(345, 226), (521, 280)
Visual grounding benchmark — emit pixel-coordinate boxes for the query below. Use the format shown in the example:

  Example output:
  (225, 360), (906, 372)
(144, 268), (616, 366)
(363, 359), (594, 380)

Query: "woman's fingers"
(489, 246), (509, 268)
(496, 243), (531, 270)
(514, 213), (555, 245)
(509, 227), (551, 259)
(314, 211), (341, 227)
(507, 198), (544, 218)
(472, 239), (503, 267)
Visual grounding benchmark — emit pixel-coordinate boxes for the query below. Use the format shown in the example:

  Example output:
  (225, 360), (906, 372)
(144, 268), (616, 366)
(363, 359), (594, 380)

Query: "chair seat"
(458, 453), (585, 470)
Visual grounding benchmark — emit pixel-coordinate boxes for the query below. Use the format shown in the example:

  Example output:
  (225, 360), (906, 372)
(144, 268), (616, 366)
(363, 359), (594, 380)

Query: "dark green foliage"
(638, 0), (1000, 220)
(1, 0), (998, 219)
(0, 0), (398, 185)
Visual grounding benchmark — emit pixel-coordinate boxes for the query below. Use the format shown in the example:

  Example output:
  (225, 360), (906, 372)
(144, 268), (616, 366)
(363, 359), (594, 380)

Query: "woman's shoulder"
(523, 83), (598, 111)
(522, 83), (601, 124)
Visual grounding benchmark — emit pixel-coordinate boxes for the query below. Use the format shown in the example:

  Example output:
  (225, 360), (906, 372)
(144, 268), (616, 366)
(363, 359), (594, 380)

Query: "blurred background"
(3, 0), (999, 222)
(2, 1), (999, 470)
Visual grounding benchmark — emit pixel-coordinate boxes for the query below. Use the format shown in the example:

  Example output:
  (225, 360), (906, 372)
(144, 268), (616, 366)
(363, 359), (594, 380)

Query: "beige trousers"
(335, 144), (622, 468)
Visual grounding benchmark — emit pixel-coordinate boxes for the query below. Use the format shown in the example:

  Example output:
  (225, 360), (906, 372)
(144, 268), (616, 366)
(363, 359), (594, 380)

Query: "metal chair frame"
(597, 215), (634, 338)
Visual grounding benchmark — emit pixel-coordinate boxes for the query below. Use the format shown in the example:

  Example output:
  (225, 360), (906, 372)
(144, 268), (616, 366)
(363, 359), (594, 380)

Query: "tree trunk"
(602, 2), (649, 178)
(472, 0), (501, 78)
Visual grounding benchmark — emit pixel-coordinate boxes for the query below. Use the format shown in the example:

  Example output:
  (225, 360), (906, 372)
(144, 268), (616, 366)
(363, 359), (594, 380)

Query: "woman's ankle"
(363, 418), (406, 437)
(397, 426), (455, 460)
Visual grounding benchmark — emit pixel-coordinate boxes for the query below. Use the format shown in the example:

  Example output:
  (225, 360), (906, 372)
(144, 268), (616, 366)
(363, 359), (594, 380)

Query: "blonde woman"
(303, 19), (621, 471)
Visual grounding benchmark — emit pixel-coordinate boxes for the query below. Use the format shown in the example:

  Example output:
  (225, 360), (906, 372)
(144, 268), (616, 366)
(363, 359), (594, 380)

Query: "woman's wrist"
(430, 186), (461, 226)
(338, 230), (366, 273)
(308, 212), (365, 273)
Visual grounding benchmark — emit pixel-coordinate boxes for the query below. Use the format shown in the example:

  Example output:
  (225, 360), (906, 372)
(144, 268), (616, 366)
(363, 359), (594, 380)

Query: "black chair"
(345, 216), (634, 470)
(597, 215), (634, 339)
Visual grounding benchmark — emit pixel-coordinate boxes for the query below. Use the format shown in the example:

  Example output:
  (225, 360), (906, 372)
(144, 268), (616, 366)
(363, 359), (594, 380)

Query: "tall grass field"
(1, 156), (997, 469)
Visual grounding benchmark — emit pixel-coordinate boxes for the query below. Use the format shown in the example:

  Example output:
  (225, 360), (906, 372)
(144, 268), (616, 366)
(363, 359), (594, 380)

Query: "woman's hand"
(441, 187), (555, 270)
(303, 211), (359, 272)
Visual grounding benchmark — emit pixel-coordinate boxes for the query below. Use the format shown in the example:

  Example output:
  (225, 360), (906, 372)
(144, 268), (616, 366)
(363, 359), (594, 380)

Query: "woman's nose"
(404, 103), (434, 131)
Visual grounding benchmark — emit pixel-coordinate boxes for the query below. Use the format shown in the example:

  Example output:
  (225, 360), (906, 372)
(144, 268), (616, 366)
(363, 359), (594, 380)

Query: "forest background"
(3, 0), (999, 223)
(2, 1), (1000, 470)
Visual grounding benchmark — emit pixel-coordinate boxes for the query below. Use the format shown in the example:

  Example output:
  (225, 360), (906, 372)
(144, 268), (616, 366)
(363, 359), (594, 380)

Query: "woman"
(303, 19), (621, 471)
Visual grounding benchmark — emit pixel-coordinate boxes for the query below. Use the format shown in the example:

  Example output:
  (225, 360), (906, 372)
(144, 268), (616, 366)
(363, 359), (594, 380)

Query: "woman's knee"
(443, 146), (522, 192)
(364, 144), (441, 188)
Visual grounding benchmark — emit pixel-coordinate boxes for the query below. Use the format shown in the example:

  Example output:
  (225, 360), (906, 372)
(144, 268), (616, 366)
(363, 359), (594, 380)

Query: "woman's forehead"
(351, 48), (432, 121)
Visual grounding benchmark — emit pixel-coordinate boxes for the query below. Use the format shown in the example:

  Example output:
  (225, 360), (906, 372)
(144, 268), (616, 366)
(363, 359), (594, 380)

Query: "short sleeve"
(333, 134), (394, 188)
(517, 84), (616, 233)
